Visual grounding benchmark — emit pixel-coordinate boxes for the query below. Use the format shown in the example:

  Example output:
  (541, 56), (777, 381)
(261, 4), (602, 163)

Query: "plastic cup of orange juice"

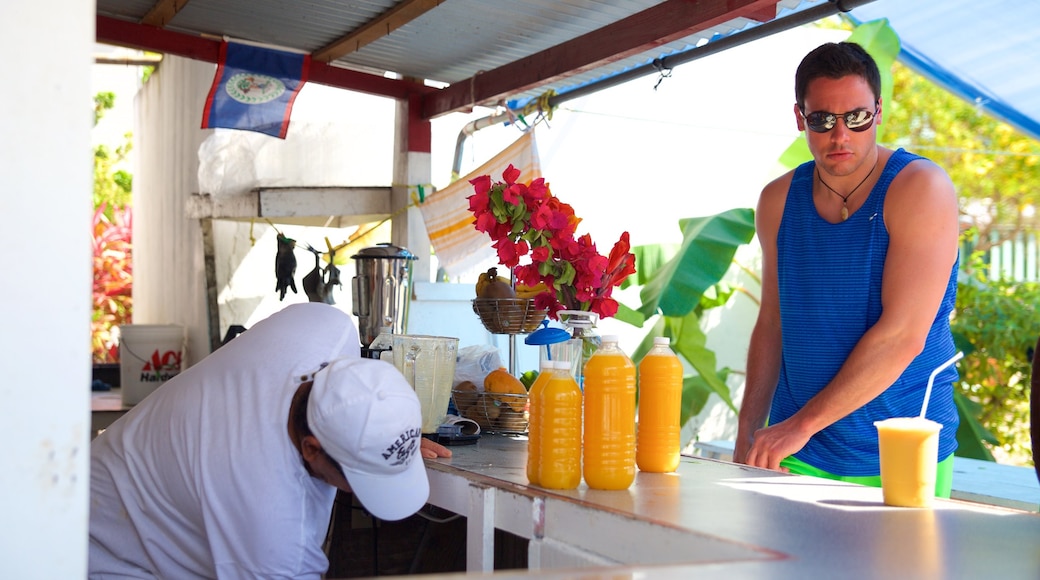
(874, 417), (943, 507)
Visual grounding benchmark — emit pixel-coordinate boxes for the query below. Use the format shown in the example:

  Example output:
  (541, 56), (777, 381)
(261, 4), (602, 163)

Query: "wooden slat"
(142, 0), (192, 27)
(421, 0), (778, 119)
(313, 0), (445, 63)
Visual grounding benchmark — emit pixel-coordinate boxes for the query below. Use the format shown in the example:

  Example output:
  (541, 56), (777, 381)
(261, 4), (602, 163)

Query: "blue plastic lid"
(524, 320), (570, 346)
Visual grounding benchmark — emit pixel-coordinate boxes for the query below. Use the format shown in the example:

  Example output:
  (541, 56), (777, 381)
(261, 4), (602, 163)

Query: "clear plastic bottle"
(537, 361), (583, 490)
(559, 310), (602, 389)
(525, 361), (554, 486)
(582, 335), (636, 490)
(636, 337), (684, 473)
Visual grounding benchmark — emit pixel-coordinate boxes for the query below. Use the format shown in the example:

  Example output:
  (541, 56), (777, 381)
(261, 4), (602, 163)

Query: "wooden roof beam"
(421, 0), (779, 119)
(142, 0), (192, 27)
(313, 0), (445, 63)
(96, 15), (437, 101)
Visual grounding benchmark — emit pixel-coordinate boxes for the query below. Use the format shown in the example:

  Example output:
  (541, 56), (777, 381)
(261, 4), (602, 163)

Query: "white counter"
(422, 434), (1040, 579)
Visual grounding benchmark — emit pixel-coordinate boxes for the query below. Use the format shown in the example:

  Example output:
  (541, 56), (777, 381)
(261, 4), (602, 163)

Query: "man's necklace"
(816, 156), (879, 221)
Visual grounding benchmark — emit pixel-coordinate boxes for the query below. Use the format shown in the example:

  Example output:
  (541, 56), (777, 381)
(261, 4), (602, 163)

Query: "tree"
(879, 63), (1040, 255)
(94, 92), (133, 213)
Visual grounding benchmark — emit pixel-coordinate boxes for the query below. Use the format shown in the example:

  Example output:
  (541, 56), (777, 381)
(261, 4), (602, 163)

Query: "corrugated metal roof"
(96, 0), (840, 115)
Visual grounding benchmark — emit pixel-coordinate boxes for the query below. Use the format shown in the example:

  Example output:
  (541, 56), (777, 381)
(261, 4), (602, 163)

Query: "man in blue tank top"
(734, 42), (961, 497)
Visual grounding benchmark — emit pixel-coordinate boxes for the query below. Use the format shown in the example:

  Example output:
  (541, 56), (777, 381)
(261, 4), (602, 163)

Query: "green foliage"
(950, 250), (1039, 463)
(953, 392), (998, 461)
(635, 209), (757, 320)
(94, 138), (133, 213)
(880, 64), (1040, 252)
(619, 208), (756, 425)
(93, 90), (134, 214)
(94, 91), (115, 126)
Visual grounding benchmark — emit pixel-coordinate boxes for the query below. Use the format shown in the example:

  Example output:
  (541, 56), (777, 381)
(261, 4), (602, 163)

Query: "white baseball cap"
(307, 357), (429, 521)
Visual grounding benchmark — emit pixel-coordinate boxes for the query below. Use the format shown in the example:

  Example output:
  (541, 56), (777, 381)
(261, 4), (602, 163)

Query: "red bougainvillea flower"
(604, 232), (637, 288)
(467, 164), (636, 320)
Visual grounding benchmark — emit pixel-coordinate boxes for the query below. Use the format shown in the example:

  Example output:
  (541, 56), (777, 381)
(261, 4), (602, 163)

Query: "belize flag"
(201, 41), (310, 138)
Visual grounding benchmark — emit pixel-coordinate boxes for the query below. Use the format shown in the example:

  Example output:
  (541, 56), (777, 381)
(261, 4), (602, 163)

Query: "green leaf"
(670, 310), (737, 415)
(612, 300), (646, 328)
(778, 138), (812, 170)
(637, 208), (755, 319)
(627, 243), (679, 288)
(617, 209), (753, 430)
(953, 391), (997, 461)
(632, 317), (667, 364)
(680, 374), (713, 426)
(846, 18), (901, 126)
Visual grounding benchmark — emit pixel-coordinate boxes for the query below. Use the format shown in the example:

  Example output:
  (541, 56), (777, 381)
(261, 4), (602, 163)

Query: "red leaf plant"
(92, 203), (133, 363)
(468, 165), (636, 320)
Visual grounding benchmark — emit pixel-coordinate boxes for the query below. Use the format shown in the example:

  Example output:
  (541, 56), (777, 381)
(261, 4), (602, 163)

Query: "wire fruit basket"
(452, 389), (529, 434)
(472, 298), (546, 335)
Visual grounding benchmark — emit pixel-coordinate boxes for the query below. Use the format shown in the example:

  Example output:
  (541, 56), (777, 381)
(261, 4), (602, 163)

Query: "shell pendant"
(841, 204), (849, 221)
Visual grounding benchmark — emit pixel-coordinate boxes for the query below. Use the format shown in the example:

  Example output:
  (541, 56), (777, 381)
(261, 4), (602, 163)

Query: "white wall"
(133, 56), (214, 365)
(0, 1), (93, 576)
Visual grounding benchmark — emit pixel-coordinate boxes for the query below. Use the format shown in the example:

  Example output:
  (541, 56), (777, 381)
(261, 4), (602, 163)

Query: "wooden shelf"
(186, 186), (392, 228)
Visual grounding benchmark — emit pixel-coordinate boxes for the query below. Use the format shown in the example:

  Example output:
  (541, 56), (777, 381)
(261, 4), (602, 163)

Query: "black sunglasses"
(799, 105), (879, 133)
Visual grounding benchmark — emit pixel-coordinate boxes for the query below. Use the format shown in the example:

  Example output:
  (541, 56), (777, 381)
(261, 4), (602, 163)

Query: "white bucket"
(118, 324), (186, 406)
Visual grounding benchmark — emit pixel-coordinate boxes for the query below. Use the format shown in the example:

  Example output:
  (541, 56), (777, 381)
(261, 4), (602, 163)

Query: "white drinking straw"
(920, 351), (964, 418)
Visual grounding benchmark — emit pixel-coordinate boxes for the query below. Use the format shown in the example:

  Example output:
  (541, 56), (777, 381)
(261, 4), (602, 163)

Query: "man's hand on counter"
(420, 437), (452, 459)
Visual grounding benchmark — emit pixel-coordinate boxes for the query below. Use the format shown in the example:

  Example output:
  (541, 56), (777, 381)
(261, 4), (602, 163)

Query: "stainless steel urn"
(351, 243), (417, 348)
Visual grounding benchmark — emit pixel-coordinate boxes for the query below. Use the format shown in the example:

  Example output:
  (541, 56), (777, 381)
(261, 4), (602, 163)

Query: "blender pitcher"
(351, 243), (417, 352)
(391, 335), (459, 433)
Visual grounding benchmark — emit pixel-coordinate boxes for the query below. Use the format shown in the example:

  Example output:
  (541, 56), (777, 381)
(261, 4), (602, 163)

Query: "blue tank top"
(774, 148), (959, 476)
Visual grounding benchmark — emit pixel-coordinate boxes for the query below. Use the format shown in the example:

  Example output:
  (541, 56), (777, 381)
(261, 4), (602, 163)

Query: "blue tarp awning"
(850, 0), (1040, 141)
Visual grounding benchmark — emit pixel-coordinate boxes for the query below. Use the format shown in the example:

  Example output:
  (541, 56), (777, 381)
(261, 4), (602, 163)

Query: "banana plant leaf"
(953, 391), (998, 461)
(637, 208), (755, 320)
(613, 243), (680, 327)
(629, 314), (737, 424)
(620, 209), (753, 423)
(668, 310), (737, 415)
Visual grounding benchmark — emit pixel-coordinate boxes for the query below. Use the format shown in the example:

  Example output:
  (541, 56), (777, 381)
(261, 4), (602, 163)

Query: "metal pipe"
(452, 111), (513, 179)
(553, 0), (877, 104)
(451, 0), (877, 176)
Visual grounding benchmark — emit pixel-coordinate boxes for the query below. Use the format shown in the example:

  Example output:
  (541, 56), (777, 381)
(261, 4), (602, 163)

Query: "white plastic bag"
(454, 345), (502, 389)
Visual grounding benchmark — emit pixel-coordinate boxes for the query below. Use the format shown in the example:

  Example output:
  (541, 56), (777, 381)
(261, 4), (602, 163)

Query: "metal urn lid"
(351, 243), (417, 261)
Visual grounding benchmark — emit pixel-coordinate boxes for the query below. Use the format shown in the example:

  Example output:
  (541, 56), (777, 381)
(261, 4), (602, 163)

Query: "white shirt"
(89, 303), (360, 579)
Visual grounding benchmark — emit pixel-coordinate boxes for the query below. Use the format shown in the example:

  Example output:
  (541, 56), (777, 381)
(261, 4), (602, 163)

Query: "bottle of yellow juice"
(525, 361), (553, 486)
(636, 337), (684, 473)
(537, 361), (583, 490)
(582, 336), (636, 490)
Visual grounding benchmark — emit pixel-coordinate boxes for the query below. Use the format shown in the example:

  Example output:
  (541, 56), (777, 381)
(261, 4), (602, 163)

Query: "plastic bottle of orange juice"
(525, 361), (554, 486)
(582, 335), (636, 490)
(636, 337), (684, 473)
(538, 361), (583, 490)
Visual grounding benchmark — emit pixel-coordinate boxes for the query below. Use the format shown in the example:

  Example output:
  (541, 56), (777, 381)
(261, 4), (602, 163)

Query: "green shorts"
(780, 453), (954, 498)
